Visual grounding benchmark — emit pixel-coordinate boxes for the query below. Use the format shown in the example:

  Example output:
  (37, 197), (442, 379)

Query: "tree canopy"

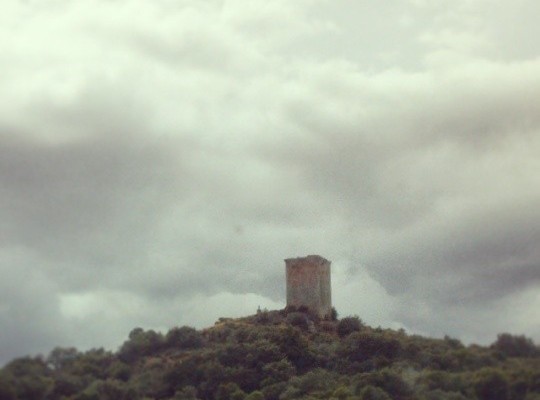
(0, 309), (538, 400)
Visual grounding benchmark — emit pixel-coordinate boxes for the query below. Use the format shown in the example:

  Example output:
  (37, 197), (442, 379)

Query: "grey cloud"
(1, 0), (540, 365)
(250, 56), (540, 331)
(0, 130), (191, 289)
(0, 250), (67, 362)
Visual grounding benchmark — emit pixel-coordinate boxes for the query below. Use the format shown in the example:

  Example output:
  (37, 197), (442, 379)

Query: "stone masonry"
(285, 255), (332, 318)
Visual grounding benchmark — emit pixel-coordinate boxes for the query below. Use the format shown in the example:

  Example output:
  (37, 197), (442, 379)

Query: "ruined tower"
(285, 255), (332, 318)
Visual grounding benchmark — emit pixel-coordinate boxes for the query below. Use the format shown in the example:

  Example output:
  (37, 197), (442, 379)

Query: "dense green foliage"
(1, 309), (539, 400)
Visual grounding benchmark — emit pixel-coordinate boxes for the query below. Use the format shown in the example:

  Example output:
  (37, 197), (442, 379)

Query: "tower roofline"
(284, 255), (330, 264)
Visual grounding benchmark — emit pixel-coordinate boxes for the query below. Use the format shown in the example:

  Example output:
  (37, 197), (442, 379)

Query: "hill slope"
(1, 309), (539, 400)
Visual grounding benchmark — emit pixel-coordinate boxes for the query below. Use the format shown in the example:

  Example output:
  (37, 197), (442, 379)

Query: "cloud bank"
(1, 0), (539, 363)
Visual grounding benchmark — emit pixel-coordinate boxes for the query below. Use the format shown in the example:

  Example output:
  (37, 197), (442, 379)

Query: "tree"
(261, 382), (287, 400)
(419, 370), (465, 393)
(215, 382), (245, 400)
(261, 360), (296, 387)
(2, 357), (51, 400)
(118, 328), (164, 362)
(96, 379), (132, 400)
(421, 389), (467, 400)
(0, 374), (16, 400)
(333, 385), (352, 400)
(166, 326), (204, 349)
(279, 369), (338, 400)
(174, 385), (200, 400)
(69, 348), (114, 379)
(245, 391), (264, 400)
(352, 369), (410, 399)
(473, 368), (509, 400)
(491, 334), (538, 358)
(273, 327), (313, 371)
(358, 385), (392, 400)
(47, 347), (80, 370)
(164, 355), (206, 392)
(47, 374), (86, 400)
(339, 332), (401, 362)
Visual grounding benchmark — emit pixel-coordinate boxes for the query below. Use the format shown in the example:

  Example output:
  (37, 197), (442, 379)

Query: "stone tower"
(285, 255), (332, 318)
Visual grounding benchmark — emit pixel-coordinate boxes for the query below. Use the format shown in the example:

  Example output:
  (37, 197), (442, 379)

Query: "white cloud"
(333, 261), (399, 329)
(183, 292), (283, 328)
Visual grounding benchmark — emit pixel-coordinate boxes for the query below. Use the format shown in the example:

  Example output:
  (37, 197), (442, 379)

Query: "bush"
(421, 389), (467, 400)
(166, 326), (204, 349)
(0, 375), (16, 400)
(281, 369), (339, 399)
(473, 368), (509, 400)
(273, 327), (314, 371)
(215, 382), (245, 400)
(340, 332), (401, 362)
(419, 370), (466, 393)
(118, 328), (164, 362)
(261, 360), (296, 386)
(286, 313), (309, 331)
(491, 334), (538, 358)
(353, 369), (410, 399)
(319, 321), (336, 334)
(529, 371), (540, 392)
(337, 316), (363, 338)
(2, 357), (51, 400)
(245, 391), (265, 400)
(261, 382), (287, 400)
(173, 385), (199, 400)
(47, 347), (80, 370)
(358, 385), (392, 400)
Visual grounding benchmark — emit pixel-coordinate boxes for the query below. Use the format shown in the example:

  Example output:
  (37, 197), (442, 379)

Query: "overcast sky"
(1, 0), (540, 364)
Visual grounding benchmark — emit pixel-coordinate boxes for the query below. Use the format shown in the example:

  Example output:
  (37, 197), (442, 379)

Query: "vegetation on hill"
(1, 308), (539, 400)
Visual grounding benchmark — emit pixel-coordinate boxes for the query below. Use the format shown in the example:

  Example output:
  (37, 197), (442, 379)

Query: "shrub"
(245, 391), (265, 400)
(491, 334), (538, 358)
(473, 368), (509, 400)
(215, 382), (245, 400)
(118, 328), (164, 362)
(319, 321), (336, 334)
(173, 385), (199, 400)
(421, 389), (467, 400)
(286, 313), (309, 331)
(261, 382), (287, 400)
(166, 326), (204, 349)
(340, 332), (401, 362)
(358, 385), (392, 400)
(337, 316), (363, 338)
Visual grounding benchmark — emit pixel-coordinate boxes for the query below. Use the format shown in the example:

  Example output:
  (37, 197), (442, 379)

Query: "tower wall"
(285, 255), (332, 318)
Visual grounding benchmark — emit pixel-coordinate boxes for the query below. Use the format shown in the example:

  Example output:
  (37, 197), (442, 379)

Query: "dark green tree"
(166, 326), (204, 349)
(46, 347), (79, 370)
(118, 328), (164, 362)
(0, 374), (16, 400)
(473, 368), (509, 400)
(358, 385), (392, 400)
(491, 334), (538, 358)
(285, 313), (309, 331)
(2, 357), (51, 400)
(337, 316), (363, 338)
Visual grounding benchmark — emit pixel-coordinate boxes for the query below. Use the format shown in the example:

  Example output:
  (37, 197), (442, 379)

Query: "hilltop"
(0, 308), (539, 400)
